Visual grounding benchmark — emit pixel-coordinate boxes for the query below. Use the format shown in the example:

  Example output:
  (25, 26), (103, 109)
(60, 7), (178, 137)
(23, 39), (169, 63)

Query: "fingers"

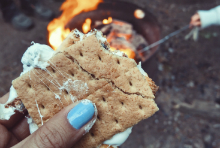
(14, 100), (97, 148)
(0, 124), (19, 148)
(0, 111), (27, 130)
(10, 118), (30, 141)
(190, 21), (201, 28)
(191, 13), (200, 21)
(192, 21), (201, 27)
(0, 93), (9, 104)
(0, 92), (28, 129)
(190, 13), (201, 28)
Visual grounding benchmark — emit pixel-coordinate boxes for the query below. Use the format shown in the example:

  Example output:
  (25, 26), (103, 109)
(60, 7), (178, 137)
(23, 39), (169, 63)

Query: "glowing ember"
(47, 0), (103, 50)
(102, 17), (112, 24)
(110, 47), (135, 59)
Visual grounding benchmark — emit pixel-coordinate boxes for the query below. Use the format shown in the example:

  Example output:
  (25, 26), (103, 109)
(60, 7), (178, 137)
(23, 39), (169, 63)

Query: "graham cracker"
(64, 35), (155, 99)
(12, 32), (159, 148)
(145, 76), (159, 95)
(56, 29), (81, 52)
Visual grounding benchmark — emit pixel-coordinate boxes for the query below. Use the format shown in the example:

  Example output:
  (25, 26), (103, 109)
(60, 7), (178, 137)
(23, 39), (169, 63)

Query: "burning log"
(109, 19), (133, 39)
(94, 19), (149, 60)
(47, 0), (160, 62)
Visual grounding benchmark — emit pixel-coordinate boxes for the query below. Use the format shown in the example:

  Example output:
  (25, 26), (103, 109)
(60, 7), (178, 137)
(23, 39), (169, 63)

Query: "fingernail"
(67, 101), (95, 129)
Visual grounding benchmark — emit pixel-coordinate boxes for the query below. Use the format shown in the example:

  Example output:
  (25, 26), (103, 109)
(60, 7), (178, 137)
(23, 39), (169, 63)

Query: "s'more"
(1, 29), (159, 148)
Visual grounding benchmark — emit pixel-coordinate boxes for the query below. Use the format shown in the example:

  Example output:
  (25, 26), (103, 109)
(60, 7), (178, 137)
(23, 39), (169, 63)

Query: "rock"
(168, 120), (172, 125)
(174, 111), (181, 121)
(158, 63), (164, 71)
(193, 139), (205, 148)
(213, 124), (220, 128)
(186, 81), (194, 88)
(168, 47), (174, 53)
(184, 144), (193, 148)
(175, 127), (180, 133)
(204, 135), (212, 143)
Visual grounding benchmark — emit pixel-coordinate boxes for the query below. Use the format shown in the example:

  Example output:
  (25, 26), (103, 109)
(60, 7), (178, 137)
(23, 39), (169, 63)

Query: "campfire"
(47, 0), (102, 50)
(47, 0), (160, 62)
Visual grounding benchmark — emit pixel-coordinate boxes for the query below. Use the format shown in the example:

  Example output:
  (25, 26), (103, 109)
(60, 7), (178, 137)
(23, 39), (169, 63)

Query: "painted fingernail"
(67, 100), (95, 129)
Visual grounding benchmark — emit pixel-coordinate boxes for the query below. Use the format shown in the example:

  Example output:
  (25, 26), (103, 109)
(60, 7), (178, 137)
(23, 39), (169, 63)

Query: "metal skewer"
(139, 24), (190, 53)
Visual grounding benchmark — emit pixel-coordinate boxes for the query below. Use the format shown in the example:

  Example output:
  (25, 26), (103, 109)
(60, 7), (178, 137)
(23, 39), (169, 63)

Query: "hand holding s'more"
(0, 29), (159, 148)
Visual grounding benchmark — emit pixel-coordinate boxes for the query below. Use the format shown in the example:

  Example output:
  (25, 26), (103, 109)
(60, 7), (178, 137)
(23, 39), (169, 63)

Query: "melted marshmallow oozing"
(137, 62), (148, 77)
(21, 42), (55, 75)
(26, 116), (39, 134)
(7, 86), (18, 104)
(104, 127), (133, 146)
(112, 50), (126, 57)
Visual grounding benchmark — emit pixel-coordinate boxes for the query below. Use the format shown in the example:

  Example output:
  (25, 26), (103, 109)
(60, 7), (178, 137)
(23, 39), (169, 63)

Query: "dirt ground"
(0, 0), (220, 148)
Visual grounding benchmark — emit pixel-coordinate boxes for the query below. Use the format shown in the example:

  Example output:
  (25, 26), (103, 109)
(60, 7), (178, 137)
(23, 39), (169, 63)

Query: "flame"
(82, 18), (92, 33)
(110, 47), (135, 59)
(47, 0), (102, 50)
(49, 27), (70, 50)
(47, 0), (136, 60)
(102, 17), (112, 24)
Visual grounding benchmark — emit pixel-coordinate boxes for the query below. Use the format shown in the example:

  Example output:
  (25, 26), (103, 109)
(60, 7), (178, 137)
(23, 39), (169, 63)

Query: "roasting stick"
(139, 24), (190, 53)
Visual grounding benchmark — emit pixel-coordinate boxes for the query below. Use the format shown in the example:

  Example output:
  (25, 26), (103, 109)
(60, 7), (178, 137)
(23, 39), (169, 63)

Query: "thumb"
(14, 99), (97, 148)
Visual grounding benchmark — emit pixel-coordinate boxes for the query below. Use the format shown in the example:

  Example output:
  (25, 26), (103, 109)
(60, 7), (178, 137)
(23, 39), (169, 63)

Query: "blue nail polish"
(67, 102), (95, 129)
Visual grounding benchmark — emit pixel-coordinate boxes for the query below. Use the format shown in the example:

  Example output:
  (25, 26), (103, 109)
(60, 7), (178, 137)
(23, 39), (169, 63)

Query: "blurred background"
(0, 0), (220, 147)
